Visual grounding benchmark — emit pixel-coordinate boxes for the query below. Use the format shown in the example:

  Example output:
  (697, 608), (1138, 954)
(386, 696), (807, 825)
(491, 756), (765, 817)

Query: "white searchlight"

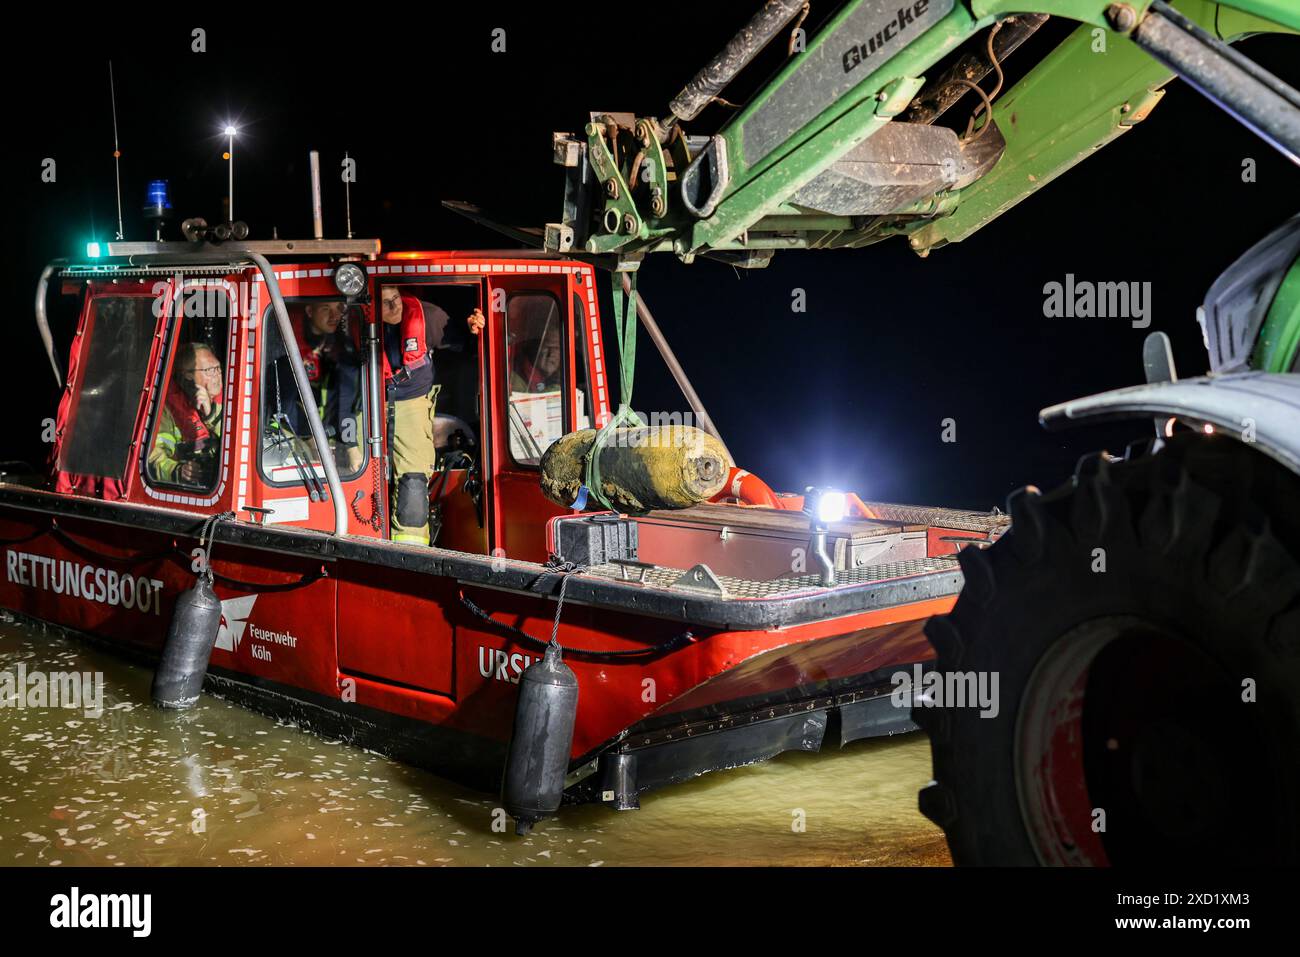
(803, 486), (846, 586)
(333, 262), (367, 299)
(815, 489), (848, 525)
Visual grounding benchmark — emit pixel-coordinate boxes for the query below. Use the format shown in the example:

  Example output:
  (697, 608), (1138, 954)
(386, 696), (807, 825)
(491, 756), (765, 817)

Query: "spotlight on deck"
(803, 486), (845, 586)
(814, 489), (847, 525)
(85, 242), (101, 258)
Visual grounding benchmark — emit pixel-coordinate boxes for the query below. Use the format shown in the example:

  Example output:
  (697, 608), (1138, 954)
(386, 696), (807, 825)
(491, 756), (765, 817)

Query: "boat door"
(360, 273), (490, 555)
(486, 271), (595, 562)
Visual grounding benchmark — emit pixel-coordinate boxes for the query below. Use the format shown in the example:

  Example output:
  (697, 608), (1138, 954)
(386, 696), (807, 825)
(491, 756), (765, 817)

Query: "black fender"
(1040, 371), (1300, 477)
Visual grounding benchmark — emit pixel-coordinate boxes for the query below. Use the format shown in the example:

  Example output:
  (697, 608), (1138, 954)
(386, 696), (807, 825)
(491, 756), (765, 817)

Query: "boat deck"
(583, 555), (961, 600)
(0, 482), (973, 630)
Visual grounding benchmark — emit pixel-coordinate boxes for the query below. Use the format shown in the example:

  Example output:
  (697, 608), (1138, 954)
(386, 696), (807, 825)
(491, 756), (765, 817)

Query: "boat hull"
(0, 492), (953, 803)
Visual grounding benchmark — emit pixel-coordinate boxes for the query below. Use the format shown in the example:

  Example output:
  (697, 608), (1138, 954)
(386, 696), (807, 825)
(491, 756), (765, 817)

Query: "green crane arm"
(539, 0), (1298, 266)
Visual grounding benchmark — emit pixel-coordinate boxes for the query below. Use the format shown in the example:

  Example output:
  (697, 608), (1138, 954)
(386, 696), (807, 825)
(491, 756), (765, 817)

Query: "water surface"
(0, 621), (950, 866)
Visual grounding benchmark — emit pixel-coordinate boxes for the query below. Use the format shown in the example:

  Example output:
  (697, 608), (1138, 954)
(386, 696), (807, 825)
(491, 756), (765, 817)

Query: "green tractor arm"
(912, 1), (1299, 252)
(537, 0), (1298, 265)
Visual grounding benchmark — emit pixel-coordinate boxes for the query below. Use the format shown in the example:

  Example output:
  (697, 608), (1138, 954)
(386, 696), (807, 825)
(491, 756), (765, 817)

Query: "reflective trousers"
(389, 384), (440, 544)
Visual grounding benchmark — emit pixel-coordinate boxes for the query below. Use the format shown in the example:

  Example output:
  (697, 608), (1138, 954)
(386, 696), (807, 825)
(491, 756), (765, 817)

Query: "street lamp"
(223, 125), (239, 222)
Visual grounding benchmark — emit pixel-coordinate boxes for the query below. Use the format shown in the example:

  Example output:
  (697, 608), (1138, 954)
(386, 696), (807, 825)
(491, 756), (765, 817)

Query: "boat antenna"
(309, 149), (323, 239)
(344, 150), (354, 239)
(109, 61), (124, 240)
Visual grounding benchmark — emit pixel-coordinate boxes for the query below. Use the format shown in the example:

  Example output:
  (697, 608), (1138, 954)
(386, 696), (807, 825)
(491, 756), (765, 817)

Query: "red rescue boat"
(0, 236), (1004, 825)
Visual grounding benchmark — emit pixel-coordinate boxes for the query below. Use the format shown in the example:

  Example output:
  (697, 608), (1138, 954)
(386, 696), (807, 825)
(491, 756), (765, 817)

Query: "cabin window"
(259, 299), (370, 486)
(57, 296), (156, 480)
(143, 286), (233, 493)
(505, 291), (570, 467)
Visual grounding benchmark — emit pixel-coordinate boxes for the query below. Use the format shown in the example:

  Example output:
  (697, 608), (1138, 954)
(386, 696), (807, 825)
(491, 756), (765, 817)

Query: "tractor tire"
(916, 433), (1300, 866)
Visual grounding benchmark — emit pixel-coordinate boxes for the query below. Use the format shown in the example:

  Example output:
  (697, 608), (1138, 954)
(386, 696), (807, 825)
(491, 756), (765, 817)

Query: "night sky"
(7, 6), (1299, 511)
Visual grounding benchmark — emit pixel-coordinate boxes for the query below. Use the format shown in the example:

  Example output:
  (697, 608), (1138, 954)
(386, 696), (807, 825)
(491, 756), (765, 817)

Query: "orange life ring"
(710, 467), (781, 508)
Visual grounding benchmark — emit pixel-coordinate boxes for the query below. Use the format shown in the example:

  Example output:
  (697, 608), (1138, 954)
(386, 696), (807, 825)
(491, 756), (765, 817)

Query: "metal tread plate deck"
(646, 500), (1006, 535)
(0, 484), (965, 630)
(856, 501), (1009, 533)
(642, 502), (919, 539)
(584, 556), (959, 599)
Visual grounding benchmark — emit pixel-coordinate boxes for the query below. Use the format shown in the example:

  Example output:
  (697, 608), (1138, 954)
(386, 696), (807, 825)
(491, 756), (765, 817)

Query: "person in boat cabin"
(148, 342), (224, 488)
(379, 285), (485, 545)
(271, 301), (365, 473)
(510, 323), (563, 394)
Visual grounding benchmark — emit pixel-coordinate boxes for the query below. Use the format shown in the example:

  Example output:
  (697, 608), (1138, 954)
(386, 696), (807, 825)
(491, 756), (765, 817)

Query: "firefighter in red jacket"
(379, 286), (485, 544)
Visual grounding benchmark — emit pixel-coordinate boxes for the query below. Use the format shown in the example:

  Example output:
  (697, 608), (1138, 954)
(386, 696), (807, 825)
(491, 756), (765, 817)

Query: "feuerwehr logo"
(214, 595), (258, 652)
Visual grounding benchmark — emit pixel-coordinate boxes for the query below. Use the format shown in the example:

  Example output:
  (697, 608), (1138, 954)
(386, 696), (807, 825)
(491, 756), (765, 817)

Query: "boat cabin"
(44, 241), (605, 562)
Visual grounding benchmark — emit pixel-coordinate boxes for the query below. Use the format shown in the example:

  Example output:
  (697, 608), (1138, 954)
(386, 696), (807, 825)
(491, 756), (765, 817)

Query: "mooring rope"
(459, 558), (699, 660)
(196, 511), (237, 584)
(47, 522), (173, 568)
(0, 526), (53, 548)
(172, 548), (328, 592)
(5, 511), (323, 594)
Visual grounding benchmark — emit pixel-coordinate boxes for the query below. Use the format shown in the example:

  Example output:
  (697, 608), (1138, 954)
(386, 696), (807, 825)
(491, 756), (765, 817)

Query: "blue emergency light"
(143, 179), (172, 219)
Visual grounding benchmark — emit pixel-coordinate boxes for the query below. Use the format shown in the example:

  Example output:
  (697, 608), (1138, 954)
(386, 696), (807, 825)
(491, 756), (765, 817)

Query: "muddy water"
(0, 622), (950, 866)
